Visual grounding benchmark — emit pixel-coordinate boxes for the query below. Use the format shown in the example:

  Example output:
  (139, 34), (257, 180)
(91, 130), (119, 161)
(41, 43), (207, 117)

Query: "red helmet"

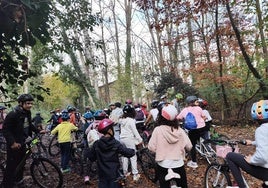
(98, 118), (114, 134)
(201, 99), (208, 106)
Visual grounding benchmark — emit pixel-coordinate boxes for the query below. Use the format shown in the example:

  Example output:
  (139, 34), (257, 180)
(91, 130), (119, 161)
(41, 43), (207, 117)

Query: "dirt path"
(25, 125), (263, 187)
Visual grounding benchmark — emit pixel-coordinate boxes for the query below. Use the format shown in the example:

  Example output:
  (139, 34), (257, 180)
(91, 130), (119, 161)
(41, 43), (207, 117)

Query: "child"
(83, 110), (106, 184)
(198, 98), (212, 139)
(119, 104), (143, 181)
(176, 95), (207, 168)
(226, 100), (268, 188)
(51, 109), (78, 173)
(148, 104), (192, 188)
(85, 118), (135, 188)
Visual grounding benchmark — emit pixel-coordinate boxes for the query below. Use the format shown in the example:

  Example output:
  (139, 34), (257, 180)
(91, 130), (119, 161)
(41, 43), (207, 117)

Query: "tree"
(0, 0), (51, 98)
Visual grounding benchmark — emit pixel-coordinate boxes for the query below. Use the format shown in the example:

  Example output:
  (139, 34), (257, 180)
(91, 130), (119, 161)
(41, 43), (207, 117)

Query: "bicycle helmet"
(185, 95), (198, 104)
(67, 106), (76, 112)
(175, 93), (183, 99)
(83, 112), (93, 120)
(17, 94), (34, 103)
(61, 109), (70, 120)
(123, 104), (135, 114)
(251, 100), (268, 120)
(98, 118), (114, 134)
(125, 99), (132, 105)
(161, 104), (178, 121)
(157, 101), (167, 112)
(160, 95), (167, 100)
(0, 106), (7, 110)
(93, 110), (107, 120)
(151, 100), (159, 108)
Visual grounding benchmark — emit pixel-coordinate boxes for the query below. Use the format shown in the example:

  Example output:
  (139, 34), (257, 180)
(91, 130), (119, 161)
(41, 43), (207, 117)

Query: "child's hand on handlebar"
(245, 139), (253, 145)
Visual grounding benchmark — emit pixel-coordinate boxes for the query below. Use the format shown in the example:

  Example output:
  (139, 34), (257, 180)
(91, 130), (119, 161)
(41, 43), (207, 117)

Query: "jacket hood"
(98, 136), (119, 151)
(160, 125), (184, 144)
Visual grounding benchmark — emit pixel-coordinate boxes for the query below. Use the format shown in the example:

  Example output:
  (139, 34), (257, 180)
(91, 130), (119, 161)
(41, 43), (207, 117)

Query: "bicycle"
(48, 129), (84, 157)
(182, 124), (229, 165)
(0, 134), (63, 188)
(204, 139), (268, 188)
(136, 144), (157, 183)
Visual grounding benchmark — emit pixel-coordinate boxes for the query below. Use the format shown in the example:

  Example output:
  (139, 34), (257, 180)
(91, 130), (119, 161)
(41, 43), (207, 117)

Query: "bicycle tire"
(70, 146), (83, 175)
(137, 148), (157, 183)
(48, 135), (60, 157)
(0, 163), (5, 184)
(204, 163), (231, 188)
(30, 157), (63, 188)
(0, 140), (6, 161)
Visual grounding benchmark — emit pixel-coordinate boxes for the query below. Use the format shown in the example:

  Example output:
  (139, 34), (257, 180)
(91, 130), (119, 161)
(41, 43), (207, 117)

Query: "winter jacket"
(3, 106), (39, 147)
(148, 125), (192, 162)
(86, 136), (135, 181)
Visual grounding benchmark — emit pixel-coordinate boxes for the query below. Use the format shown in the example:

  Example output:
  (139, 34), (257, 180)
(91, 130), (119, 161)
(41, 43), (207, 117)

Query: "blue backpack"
(184, 112), (197, 130)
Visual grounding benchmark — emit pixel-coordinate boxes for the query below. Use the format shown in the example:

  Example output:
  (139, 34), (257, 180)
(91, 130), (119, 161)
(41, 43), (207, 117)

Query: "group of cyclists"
(0, 93), (268, 188)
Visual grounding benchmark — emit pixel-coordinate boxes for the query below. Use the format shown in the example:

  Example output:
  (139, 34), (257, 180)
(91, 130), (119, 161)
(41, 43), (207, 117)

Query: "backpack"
(87, 129), (100, 147)
(184, 112), (197, 130)
(135, 109), (145, 121)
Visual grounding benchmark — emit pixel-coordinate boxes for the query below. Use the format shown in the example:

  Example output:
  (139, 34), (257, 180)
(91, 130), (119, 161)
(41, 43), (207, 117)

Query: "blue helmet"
(93, 110), (107, 120)
(251, 100), (268, 120)
(83, 112), (93, 120)
(61, 109), (70, 120)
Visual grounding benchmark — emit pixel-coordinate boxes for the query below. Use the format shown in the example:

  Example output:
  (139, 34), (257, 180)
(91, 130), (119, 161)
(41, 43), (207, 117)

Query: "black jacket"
(3, 106), (39, 147)
(87, 136), (135, 181)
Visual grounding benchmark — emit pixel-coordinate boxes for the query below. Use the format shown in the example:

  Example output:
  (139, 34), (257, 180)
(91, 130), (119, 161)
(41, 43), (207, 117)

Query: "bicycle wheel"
(30, 157), (63, 188)
(70, 147), (83, 175)
(0, 163), (5, 184)
(137, 148), (157, 183)
(204, 163), (231, 188)
(0, 140), (6, 161)
(48, 135), (60, 157)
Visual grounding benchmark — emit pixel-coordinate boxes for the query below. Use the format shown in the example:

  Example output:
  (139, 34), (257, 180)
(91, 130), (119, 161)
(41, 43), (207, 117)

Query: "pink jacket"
(148, 125), (192, 162)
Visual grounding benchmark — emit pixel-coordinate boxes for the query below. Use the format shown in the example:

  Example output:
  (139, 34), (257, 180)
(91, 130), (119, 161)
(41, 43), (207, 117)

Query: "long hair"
(156, 112), (179, 131)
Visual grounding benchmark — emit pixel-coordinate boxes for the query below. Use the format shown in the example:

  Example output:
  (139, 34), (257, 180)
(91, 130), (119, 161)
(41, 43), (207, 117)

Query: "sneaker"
(226, 186), (239, 188)
(61, 168), (71, 173)
(125, 172), (131, 177)
(84, 176), (90, 184)
(133, 174), (140, 181)
(187, 161), (198, 168)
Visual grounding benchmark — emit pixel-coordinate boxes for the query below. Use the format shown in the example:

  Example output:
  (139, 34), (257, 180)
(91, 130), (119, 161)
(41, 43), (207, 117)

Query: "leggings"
(226, 152), (268, 188)
(188, 126), (207, 162)
(156, 164), (188, 188)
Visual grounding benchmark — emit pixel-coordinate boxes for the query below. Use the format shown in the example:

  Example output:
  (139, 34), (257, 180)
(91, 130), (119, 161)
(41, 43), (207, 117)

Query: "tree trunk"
(124, 0), (133, 99)
(215, 1), (231, 118)
(226, 1), (268, 99)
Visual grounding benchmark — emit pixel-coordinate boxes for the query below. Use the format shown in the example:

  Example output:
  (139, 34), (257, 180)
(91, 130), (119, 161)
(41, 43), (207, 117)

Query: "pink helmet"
(98, 118), (114, 134)
(125, 99), (132, 104)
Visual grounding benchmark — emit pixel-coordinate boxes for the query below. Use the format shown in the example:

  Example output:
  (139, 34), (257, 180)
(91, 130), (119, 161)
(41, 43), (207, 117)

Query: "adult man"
(2, 94), (44, 187)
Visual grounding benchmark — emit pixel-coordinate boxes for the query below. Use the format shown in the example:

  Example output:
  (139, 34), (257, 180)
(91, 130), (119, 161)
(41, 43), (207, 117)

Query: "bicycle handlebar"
(204, 139), (247, 146)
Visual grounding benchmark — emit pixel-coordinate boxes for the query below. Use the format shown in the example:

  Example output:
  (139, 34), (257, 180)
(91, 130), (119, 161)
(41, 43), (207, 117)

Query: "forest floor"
(24, 124), (263, 188)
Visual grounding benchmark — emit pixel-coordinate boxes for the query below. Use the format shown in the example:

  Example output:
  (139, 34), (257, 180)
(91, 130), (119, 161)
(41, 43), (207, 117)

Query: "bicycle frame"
(195, 137), (217, 164)
(15, 137), (40, 175)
